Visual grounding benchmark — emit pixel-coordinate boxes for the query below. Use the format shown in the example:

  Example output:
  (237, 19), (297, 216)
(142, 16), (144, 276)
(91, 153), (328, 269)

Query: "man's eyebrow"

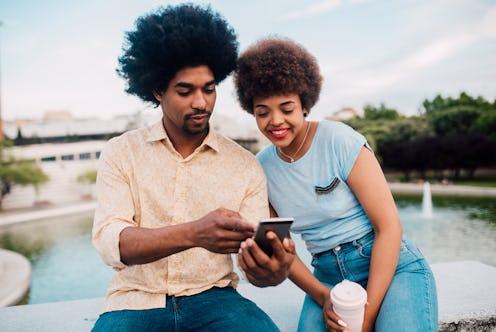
(174, 82), (193, 89)
(174, 80), (216, 89)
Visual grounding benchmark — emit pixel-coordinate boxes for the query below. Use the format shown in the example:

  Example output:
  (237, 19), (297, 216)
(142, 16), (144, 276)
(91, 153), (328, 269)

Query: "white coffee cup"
(331, 279), (367, 332)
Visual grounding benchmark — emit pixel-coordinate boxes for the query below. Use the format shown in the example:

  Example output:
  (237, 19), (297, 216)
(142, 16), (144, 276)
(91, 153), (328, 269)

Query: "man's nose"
(191, 91), (207, 110)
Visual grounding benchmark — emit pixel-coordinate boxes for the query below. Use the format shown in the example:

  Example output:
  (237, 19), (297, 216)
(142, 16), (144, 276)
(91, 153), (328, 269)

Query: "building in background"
(325, 107), (361, 122)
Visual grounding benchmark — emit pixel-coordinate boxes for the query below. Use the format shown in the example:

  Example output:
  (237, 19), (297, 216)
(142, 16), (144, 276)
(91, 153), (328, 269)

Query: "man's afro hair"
(117, 4), (239, 105)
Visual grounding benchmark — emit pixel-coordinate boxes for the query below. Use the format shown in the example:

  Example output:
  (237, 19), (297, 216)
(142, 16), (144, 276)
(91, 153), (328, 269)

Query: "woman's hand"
(323, 297), (349, 332)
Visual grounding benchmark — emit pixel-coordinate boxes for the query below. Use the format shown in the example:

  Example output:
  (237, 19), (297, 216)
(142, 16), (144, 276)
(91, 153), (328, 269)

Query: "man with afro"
(91, 4), (294, 331)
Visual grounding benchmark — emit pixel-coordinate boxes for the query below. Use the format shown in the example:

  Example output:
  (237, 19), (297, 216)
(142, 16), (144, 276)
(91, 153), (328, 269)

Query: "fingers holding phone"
(194, 208), (255, 254)
(237, 218), (296, 287)
(253, 217), (293, 256)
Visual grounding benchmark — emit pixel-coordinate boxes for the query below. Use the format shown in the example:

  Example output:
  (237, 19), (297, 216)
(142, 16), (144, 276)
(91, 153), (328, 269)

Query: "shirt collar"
(146, 120), (220, 153)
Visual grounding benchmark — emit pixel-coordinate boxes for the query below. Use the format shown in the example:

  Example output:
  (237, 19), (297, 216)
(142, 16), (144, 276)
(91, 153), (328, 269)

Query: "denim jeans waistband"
(313, 231), (375, 258)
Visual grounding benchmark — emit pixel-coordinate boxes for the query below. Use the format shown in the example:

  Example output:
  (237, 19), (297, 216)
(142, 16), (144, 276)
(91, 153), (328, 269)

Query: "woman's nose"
(270, 112), (284, 127)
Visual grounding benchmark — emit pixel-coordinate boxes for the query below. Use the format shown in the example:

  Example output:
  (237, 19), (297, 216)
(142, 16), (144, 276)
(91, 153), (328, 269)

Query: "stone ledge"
(0, 261), (494, 331)
(432, 261), (496, 332)
(0, 249), (31, 308)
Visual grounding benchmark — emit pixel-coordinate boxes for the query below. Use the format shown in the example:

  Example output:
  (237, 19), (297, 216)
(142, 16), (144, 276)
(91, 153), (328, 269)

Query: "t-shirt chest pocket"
(314, 176), (349, 217)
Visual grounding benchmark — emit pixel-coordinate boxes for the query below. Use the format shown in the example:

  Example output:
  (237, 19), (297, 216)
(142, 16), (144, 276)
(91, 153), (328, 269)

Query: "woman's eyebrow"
(254, 100), (296, 109)
(280, 100), (296, 107)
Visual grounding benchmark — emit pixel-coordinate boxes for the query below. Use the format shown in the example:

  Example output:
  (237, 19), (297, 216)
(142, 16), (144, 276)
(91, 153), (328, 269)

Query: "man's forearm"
(119, 224), (194, 265)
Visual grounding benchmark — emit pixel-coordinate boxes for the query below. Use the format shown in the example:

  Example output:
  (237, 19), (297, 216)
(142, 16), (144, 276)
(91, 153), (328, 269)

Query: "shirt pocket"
(315, 177), (341, 195)
(314, 177), (350, 217)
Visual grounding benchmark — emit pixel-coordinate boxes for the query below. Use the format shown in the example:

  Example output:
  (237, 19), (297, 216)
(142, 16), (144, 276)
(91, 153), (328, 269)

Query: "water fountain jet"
(422, 181), (433, 219)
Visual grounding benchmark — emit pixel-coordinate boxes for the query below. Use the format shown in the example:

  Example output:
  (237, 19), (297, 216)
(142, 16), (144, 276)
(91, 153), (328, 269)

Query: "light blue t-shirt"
(257, 120), (373, 254)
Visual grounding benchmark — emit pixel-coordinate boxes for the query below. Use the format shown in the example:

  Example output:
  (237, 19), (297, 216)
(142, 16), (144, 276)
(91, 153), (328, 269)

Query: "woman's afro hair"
(234, 37), (322, 114)
(117, 3), (239, 105)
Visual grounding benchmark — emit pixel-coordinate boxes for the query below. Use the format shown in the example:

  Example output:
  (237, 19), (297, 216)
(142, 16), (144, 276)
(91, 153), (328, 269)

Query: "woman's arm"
(288, 256), (329, 306)
(290, 254), (351, 331)
(346, 146), (402, 332)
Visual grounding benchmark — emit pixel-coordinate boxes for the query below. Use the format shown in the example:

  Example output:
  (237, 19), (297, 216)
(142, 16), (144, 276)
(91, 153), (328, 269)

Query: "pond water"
(0, 194), (495, 304)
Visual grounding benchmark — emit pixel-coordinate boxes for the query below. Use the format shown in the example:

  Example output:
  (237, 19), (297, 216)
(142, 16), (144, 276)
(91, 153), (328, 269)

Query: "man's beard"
(183, 110), (211, 135)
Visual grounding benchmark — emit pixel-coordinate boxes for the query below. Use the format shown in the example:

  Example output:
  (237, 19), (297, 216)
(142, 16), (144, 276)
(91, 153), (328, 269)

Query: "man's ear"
(153, 91), (162, 102)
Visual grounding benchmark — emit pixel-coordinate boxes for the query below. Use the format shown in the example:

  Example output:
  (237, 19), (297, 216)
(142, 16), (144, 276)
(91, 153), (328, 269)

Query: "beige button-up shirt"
(92, 121), (269, 312)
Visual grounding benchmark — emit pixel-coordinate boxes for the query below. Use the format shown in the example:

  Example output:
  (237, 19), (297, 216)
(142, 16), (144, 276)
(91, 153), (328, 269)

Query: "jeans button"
(334, 245), (341, 251)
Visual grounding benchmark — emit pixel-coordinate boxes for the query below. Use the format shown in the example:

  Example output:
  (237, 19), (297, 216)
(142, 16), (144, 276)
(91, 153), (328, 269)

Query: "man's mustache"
(185, 109), (212, 119)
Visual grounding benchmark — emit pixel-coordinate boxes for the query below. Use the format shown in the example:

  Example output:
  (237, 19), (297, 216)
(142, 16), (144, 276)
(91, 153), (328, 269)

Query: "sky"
(1, 0), (495, 127)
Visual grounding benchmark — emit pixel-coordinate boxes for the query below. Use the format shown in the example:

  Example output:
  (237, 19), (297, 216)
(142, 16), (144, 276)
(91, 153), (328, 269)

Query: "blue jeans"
(298, 232), (438, 332)
(92, 286), (279, 332)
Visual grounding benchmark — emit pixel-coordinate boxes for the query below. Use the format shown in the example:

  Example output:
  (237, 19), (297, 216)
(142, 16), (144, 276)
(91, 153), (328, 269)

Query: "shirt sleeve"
(332, 122), (369, 181)
(92, 140), (137, 270)
(239, 158), (270, 226)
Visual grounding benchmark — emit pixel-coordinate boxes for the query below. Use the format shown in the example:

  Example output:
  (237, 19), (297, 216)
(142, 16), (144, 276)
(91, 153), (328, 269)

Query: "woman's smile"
(269, 128), (290, 139)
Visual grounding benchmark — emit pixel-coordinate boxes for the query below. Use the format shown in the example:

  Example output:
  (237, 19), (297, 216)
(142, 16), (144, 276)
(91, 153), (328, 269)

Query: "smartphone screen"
(253, 217), (294, 256)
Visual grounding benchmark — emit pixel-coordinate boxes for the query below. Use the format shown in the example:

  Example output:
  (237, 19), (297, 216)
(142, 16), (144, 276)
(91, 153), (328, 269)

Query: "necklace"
(278, 121), (310, 163)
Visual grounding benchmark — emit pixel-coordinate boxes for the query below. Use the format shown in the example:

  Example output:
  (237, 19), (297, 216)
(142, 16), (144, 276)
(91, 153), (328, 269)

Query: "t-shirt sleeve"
(331, 122), (369, 180)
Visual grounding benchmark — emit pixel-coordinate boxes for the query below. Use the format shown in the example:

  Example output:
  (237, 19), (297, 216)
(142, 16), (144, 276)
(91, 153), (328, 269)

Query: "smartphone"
(253, 217), (294, 256)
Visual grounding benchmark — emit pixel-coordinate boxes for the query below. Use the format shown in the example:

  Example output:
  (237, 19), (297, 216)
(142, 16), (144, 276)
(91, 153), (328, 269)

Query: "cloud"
(324, 5), (496, 99)
(403, 7), (496, 69)
(477, 7), (496, 38)
(283, 0), (371, 19)
(284, 0), (342, 19)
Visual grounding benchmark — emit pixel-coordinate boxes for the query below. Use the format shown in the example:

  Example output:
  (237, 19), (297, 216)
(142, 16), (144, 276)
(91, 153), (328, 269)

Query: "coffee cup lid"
(331, 279), (367, 308)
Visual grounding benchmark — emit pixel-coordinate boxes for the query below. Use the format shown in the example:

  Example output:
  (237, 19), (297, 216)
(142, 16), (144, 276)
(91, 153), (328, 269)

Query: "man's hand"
(192, 208), (256, 254)
(237, 231), (296, 287)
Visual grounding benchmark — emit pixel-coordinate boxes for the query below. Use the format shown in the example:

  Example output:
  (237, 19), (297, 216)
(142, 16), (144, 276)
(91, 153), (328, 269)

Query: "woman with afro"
(236, 37), (438, 332)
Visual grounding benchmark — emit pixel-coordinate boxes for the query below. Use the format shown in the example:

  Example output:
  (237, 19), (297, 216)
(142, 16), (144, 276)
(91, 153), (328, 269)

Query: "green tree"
(0, 140), (50, 209)
(77, 169), (97, 200)
(363, 103), (402, 121)
(427, 106), (481, 136)
(470, 108), (496, 139)
(422, 92), (494, 136)
(422, 92), (492, 114)
(420, 92), (496, 177)
(345, 109), (431, 173)
(76, 169), (97, 184)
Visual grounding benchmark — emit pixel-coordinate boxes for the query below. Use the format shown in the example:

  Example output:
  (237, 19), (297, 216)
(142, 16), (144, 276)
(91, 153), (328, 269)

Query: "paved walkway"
(0, 201), (96, 227)
(388, 182), (496, 196)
